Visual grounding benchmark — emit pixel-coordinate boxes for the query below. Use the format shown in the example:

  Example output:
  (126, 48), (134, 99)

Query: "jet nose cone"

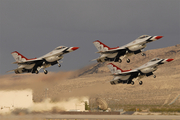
(155, 36), (163, 40)
(71, 47), (79, 51)
(166, 58), (174, 62)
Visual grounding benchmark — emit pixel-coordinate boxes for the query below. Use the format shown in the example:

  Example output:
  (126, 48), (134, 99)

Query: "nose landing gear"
(153, 75), (156, 78)
(57, 61), (62, 67)
(139, 81), (143, 85)
(127, 59), (130, 63)
(44, 70), (48, 74)
(58, 64), (61, 67)
(141, 53), (146, 56)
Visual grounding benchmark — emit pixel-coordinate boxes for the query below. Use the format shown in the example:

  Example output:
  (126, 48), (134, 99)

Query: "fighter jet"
(107, 58), (174, 85)
(8, 46), (79, 74)
(93, 35), (163, 63)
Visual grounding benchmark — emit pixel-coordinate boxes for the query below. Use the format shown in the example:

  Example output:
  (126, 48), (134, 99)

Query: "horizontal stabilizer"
(90, 58), (97, 62)
(6, 69), (15, 73)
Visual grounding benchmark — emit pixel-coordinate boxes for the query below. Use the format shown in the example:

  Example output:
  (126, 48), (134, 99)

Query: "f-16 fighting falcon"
(93, 35), (163, 63)
(8, 46), (79, 74)
(107, 58), (174, 85)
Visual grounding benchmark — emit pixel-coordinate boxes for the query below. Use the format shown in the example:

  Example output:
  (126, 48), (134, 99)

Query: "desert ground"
(0, 44), (180, 111)
(2, 114), (180, 120)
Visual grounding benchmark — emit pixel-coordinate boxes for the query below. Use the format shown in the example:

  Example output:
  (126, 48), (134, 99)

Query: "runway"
(1, 114), (180, 120)
(46, 115), (180, 120)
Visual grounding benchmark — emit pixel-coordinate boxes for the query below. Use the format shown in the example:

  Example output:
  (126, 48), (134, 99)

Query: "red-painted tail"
(93, 40), (110, 51)
(11, 51), (36, 62)
(107, 63), (131, 74)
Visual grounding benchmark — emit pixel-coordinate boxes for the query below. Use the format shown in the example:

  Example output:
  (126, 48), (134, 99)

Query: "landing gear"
(127, 59), (130, 63)
(44, 70), (48, 74)
(110, 81), (116, 85)
(118, 59), (122, 63)
(35, 70), (39, 74)
(139, 81), (143, 85)
(57, 61), (62, 67)
(58, 64), (61, 67)
(131, 81), (134, 85)
(153, 75), (156, 78)
(141, 53), (146, 56)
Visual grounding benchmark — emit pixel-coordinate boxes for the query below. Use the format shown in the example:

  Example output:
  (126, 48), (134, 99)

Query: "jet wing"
(113, 69), (139, 75)
(110, 76), (123, 83)
(6, 68), (23, 73)
(12, 58), (43, 64)
(91, 54), (109, 61)
(6, 69), (16, 73)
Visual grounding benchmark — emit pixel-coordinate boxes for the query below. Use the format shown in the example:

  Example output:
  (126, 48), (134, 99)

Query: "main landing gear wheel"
(141, 53), (146, 56)
(127, 59), (130, 63)
(44, 70), (48, 74)
(153, 75), (156, 78)
(118, 59), (122, 63)
(58, 64), (61, 67)
(35, 70), (39, 74)
(131, 81), (134, 85)
(139, 81), (143, 85)
(110, 81), (116, 85)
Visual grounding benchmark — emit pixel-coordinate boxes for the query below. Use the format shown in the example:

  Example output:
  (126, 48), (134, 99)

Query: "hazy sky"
(0, 0), (179, 75)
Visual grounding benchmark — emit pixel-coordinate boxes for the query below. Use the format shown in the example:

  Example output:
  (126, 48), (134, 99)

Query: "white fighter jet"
(8, 46), (79, 74)
(93, 35), (163, 63)
(107, 58), (174, 85)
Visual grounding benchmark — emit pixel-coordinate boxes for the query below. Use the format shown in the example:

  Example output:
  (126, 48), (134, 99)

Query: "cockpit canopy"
(137, 35), (150, 39)
(54, 46), (66, 50)
(149, 58), (160, 62)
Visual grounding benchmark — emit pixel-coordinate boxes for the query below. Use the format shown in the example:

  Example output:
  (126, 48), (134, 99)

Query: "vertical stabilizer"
(11, 51), (28, 62)
(93, 40), (110, 52)
(107, 63), (122, 74)
(107, 63), (131, 74)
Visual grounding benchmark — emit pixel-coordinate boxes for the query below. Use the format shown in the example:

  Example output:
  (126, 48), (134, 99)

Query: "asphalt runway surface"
(1, 114), (180, 120)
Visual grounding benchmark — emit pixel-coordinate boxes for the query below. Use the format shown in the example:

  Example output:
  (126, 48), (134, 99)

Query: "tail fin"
(93, 40), (110, 52)
(107, 63), (131, 74)
(11, 51), (28, 62)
